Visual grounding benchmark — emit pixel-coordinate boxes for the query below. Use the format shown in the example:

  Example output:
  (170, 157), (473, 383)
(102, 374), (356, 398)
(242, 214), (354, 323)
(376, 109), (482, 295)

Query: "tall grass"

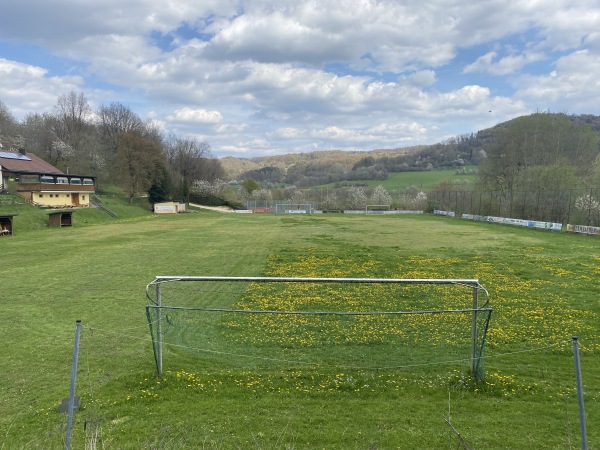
(1, 210), (598, 448)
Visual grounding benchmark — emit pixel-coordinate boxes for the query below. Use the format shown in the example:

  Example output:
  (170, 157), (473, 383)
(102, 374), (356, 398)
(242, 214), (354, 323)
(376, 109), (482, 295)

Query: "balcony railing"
(17, 183), (95, 192)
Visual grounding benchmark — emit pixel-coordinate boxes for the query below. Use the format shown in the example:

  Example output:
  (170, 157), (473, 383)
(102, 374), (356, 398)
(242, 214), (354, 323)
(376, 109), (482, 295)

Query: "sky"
(0, 1), (599, 158)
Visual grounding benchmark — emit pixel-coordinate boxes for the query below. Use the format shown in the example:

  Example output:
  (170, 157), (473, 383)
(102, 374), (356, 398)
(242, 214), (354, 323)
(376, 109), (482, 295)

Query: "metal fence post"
(572, 337), (588, 450)
(65, 320), (82, 450)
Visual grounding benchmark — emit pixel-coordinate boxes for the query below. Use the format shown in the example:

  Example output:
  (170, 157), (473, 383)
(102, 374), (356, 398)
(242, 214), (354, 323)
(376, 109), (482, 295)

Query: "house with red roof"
(0, 148), (96, 208)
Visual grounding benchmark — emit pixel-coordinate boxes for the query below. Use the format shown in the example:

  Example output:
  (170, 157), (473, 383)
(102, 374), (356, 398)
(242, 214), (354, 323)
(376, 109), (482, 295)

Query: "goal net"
(146, 277), (491, 380)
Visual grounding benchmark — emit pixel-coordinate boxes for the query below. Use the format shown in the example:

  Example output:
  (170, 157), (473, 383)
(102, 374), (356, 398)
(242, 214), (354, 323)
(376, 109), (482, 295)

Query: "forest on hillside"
(234, 113), (600, 190)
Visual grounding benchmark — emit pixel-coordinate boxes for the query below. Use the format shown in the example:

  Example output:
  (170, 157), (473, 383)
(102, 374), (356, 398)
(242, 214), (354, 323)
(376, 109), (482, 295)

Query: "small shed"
(0, 213), (17, 236)
(153, 202), (186, 214)
(48, 210), (74, 227)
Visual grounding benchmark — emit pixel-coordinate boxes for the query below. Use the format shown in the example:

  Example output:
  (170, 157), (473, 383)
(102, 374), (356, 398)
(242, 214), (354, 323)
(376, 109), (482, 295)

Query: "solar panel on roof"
(0, 151), (32, 161)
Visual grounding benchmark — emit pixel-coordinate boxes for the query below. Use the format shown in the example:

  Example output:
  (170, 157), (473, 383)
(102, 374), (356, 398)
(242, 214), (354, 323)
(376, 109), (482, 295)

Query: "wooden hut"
(48, 210), (74, 228)
(0, 213), (17, 236)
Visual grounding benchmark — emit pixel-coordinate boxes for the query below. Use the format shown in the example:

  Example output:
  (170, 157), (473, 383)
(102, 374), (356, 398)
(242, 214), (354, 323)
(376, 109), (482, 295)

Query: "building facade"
(0, 149), (96, 208)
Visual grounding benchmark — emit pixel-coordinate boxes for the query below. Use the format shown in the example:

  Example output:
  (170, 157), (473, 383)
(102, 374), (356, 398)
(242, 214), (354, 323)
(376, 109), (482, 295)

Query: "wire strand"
(87, 326), (573, 372)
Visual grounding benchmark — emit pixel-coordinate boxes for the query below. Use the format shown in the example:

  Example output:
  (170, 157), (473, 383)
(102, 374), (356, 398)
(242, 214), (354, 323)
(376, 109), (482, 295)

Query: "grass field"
(364, 169), (477, 191)
(315, 168), (477, 192)
(1, 203), (599, 449)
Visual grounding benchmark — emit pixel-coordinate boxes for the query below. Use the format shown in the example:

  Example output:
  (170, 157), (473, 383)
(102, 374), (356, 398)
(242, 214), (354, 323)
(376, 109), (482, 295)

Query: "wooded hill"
(223, 113), (600, 189)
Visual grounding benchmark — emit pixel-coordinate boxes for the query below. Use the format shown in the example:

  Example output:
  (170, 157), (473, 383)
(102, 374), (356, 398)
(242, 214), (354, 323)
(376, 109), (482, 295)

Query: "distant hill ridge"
(220, 146), (428, 178)
(220, 113), (600, 183)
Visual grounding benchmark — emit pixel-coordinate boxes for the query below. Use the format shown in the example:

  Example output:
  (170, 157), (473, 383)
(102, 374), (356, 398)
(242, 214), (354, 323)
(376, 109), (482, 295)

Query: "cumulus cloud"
(0, 0), (599, 156)
(403, 70), (437, 87)
(169, 107), (224, 124)
(464, 51), (546, 75)
(515, 49), (600, 110)
(0, 59), (82, 116)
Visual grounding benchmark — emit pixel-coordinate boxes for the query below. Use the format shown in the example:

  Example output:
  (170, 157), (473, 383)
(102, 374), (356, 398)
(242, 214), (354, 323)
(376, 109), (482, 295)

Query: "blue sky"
(1, 0), (599, 158)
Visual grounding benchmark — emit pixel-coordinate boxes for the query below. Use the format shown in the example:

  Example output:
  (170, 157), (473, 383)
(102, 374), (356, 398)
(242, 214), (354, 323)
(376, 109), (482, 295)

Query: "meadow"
(315, 168), (477, 192)
(1, 204), (599, 449)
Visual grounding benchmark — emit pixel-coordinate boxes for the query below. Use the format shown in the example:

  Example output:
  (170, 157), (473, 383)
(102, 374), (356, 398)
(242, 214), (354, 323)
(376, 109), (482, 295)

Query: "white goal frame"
(146, 276), (491, 379)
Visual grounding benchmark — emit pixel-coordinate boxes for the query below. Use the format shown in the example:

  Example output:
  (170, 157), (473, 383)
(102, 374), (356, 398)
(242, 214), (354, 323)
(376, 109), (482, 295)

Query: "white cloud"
(270, 127), (307, 139)
(0, 59), (83, 117)
(464, 51), (546, 76)
(403, 70), (437, 87)
(515, 49), (600, 110)
(311, 126), (359, 140)
(169, 107), (224, 124)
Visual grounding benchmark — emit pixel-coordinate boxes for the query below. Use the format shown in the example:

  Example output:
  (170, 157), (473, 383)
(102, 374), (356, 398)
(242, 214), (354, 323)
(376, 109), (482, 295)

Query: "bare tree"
(117, 130), (164, 204)
(0, 100), (21, 149)
(52, 91), (91, 146)
(164, 135), (225, 201)
(21, 113), (68, 166)
(165, 135), (211, 179)
(97, 102), (144, 161)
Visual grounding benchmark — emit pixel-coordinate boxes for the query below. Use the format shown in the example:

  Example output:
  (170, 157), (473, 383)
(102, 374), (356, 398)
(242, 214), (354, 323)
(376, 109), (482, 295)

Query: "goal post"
(146, 276), (491, 380)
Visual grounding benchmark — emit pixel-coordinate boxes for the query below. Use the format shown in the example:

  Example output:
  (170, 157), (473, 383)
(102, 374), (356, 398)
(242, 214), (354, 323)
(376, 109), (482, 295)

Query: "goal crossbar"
(148, 275), (485, 289)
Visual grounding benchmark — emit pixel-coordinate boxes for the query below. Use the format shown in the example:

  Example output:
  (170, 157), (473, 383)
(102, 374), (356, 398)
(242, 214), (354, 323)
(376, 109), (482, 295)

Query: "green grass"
(0, 193), (153, 233)
(1, 208), (599, 448)
(365, 169), (476, 191)
(314, 168), (477, 192)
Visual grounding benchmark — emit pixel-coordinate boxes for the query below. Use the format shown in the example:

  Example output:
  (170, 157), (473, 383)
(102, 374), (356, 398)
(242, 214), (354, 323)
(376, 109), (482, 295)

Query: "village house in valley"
(0, 148), (96, 208)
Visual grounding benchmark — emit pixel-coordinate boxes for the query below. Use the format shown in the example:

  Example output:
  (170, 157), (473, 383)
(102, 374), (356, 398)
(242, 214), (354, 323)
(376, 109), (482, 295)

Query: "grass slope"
(1, 210), (599, 448)
(314, 168), (477, 191)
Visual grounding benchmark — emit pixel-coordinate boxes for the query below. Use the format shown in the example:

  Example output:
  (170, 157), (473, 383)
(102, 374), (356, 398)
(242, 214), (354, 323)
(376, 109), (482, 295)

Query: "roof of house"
(0, 150), (64, 175)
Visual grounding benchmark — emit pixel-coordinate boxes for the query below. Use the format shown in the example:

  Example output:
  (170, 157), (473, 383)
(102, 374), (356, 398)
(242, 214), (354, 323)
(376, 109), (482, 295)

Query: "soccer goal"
(275, 203), (314, 214)
(146, 276), (491, 380)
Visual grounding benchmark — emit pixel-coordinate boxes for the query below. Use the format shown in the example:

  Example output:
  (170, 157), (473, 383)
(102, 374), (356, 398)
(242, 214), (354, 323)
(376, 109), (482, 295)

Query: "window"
(21, 174), (39, 183)
(57, 177), (68, 184)
(82, 195), (86, 200)
(40, 176), (55, 184)
(83, 178), (94, 185)
(70, 178), (82, 185)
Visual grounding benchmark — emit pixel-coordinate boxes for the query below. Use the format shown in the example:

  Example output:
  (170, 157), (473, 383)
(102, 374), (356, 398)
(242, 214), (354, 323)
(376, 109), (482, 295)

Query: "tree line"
(0, 92), (225, 203)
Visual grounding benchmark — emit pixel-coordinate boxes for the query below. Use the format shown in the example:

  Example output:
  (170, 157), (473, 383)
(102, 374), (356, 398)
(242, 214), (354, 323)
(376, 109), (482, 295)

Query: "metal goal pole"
(156, 282), (163, 377)
(470, 286), (478, 378)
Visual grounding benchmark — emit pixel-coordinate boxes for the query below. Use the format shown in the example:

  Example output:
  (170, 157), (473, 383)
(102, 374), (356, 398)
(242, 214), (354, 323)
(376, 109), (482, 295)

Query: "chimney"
(18, 147), (27, 156)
